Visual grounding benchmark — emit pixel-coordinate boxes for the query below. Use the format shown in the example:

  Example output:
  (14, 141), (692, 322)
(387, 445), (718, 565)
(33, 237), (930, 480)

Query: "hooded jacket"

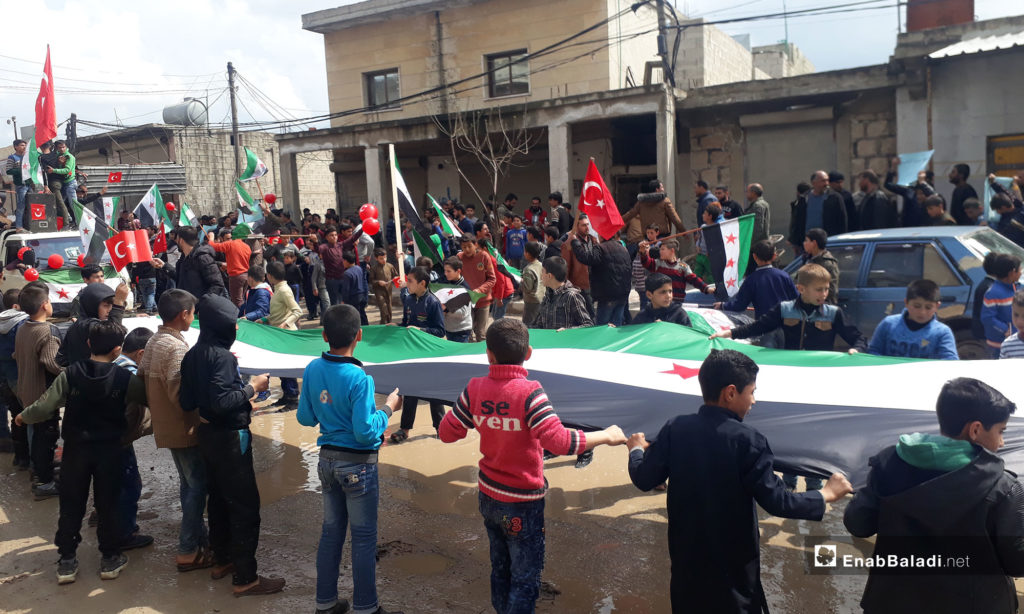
(240, 282), (272, 321)
(173, 243), (229, 301)
(630, 301), (692, 327)
(622, 192), (685, 243)
(0, 308), (28, 380)
(179, 294), (255, 430)
(844, 435), (1024, 614)
(56, 283), (125, 367)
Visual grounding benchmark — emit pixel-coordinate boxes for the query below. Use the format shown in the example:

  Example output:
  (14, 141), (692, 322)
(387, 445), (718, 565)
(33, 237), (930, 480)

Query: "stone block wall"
(689, 125), (742, 188)
(847, 111), (897, 175)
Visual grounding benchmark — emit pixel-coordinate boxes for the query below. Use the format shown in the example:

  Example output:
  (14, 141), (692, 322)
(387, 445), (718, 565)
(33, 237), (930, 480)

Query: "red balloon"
(264, 193), (277, 205)
(359, 203), (378, 221)
(17, 247), (30, 260)
(47, 254), (64, 269)
(77, 254), (85, 267)
(23, 268), (39, 282)
(165, 202), (176, 212)
(362, 217), (381, 235)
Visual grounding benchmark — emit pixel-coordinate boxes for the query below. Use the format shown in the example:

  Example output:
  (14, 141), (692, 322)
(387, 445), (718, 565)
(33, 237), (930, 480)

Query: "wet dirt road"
(2, 394), (1021, 614)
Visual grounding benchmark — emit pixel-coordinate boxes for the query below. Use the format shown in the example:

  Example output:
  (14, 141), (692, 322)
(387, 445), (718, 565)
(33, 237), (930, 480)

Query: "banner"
(896, 150), (934, 186)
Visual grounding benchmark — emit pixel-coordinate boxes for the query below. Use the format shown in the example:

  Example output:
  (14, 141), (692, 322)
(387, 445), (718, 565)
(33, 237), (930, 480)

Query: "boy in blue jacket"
(297, 304), (404, 614)
(981, 253), (1021, 358)
(392, 267), (445, 337)
(239, 265), (272, 321)
(715, 240), (797, 319)
(868, 279), (958, 360)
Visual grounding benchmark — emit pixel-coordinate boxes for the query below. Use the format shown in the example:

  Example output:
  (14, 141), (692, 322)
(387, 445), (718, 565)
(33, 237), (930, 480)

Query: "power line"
(0, 51), (217, 78)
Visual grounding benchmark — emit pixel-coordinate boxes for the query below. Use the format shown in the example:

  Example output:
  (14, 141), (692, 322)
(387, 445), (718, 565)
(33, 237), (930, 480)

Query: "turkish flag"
(105, 230), (153, 271)
(107, 172), (123, 183)
(576, 160), (623, 240)
(31, 203), (46, 220)
(34, 46), (57, 146)
(152, 226), (167, 254)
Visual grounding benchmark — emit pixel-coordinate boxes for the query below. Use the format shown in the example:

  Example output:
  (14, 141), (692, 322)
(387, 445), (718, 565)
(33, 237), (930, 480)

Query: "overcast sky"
(0, 0), (1019, 142)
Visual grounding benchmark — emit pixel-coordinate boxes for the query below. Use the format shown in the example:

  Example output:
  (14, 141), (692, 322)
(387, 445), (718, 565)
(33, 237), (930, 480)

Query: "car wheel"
(954, 330), (989, 360)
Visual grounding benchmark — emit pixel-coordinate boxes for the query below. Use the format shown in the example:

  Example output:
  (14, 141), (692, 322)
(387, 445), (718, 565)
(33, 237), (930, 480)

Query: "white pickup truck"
(0, 229), (133, 316)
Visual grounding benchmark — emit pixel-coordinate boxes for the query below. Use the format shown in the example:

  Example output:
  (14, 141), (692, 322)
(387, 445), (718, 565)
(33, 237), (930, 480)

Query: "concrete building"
(73, 125), (336, 217)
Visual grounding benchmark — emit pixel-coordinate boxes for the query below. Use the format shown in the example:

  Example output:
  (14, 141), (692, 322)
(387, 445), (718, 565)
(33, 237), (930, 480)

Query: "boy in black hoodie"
(56, 281), (130, 367)
(844, 378), (1024, 614)
(16, 320), (145, 585)
(630, 273), (692, 327)
(179, 294), (284, 597)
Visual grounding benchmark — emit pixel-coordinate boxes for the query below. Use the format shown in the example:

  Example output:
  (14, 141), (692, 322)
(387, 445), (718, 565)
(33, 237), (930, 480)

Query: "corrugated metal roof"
(79, 163), (186, 198)
(929, 30), (1024, 59)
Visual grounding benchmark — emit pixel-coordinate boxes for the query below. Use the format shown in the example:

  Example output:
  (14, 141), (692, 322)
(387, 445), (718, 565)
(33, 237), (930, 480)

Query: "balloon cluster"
(359, 203), (380, 235)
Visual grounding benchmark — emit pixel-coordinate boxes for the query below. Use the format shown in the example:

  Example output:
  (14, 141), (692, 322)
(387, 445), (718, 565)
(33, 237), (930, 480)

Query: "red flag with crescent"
(105, 230), (152, 271)
(576, 159), (623, 240)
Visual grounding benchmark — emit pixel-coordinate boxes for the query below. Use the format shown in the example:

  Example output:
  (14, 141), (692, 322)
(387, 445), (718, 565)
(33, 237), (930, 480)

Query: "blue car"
(781, 226), (1024, 359)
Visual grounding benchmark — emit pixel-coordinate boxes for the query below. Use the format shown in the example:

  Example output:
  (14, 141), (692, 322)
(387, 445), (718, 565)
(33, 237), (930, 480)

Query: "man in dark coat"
(570, 231), (632, 326)
(948, 163), (979, 225)
(626, 349), (851, 614)
(829, 171), (859, 231)
(789, 170), (848, 250)
(856, 170), (898, 230)
(627, 349), (852, 614)
(154, 226), (228, 303)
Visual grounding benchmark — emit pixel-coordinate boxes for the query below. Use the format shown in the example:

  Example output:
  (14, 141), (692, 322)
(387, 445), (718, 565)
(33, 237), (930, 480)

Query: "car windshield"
(960, 229), (1024, 261)
(17, 236), (110, 266)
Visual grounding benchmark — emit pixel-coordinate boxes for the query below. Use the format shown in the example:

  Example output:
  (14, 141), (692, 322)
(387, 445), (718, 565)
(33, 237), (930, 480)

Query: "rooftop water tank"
(162, 98), (208, 126)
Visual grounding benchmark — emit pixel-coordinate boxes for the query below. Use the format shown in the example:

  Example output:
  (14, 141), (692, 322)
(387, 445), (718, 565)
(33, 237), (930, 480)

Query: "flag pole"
(254, 177), (265, 201)
(389, 144), (405, 280)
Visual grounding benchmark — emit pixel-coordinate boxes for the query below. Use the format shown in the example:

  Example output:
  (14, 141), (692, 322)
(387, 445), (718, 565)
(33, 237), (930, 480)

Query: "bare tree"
(432, 101), (542, 230)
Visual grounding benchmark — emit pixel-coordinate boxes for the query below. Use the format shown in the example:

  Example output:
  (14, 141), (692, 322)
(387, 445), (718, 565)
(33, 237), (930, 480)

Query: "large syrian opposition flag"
(133, 183), (164, 228)
(704, 213), (754, 300)
(429, 194), (461, 237)
(72, 200), (110, 265)
(391, 153), (427, 233)
(40, 265), (120, 306)
(239, 147), (269, 181)
(115, 316), (1024, 488)
(20, 137), (43, 188)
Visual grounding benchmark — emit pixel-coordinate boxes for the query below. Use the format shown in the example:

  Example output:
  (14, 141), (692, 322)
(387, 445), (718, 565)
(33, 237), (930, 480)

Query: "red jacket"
(490, 253), (514, 300)
(439, 365), (587, 502)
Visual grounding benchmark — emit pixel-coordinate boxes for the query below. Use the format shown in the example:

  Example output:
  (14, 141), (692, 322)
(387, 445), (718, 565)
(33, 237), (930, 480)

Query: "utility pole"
(6, 116), (16, 140)
(656, 0), (676, 88)
(227, 61), (240, 177)
(67, 113), (77, 153)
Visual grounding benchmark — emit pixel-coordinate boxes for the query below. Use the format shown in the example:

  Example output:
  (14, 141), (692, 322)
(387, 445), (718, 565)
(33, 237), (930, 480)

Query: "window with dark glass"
(486, 50), (529, 98)
(364, 69), (400, 109)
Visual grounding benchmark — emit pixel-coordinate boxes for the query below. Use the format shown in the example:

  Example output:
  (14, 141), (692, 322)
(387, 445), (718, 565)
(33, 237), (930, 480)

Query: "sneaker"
(314, 600), (350, 614)
(272, 396), (299, 411)
(574, 450), (594, 469)
(56, 557), (78, 584)
(33, 481), (59, 500)
(99, 554), (128, 580)
(255, 390), (271, 403)
(120, 534), (154, 550)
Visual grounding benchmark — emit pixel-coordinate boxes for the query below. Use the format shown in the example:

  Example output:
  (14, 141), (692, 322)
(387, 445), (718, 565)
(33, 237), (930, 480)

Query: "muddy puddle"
(4, 397), (1024, 613)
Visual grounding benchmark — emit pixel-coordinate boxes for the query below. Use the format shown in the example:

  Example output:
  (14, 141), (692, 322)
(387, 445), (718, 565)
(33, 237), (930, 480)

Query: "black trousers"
(400, 397), (449, 431)
(31, 416), (60, 483)
(56, 440), (123, 559)
(0, 377), (27, 460)
(198, 425), (261, 586)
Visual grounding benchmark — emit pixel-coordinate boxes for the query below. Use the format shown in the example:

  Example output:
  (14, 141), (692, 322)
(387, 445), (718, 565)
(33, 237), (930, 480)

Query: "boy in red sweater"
(439, 318), (626, 613)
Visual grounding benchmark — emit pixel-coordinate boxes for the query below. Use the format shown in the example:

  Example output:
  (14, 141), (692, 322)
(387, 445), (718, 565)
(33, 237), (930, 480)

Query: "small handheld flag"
(107, 172), (123, 183)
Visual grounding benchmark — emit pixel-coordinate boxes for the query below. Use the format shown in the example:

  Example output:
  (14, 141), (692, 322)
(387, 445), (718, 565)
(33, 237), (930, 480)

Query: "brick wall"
(848, 111), (897, 175)
(689, 125), (741, 188)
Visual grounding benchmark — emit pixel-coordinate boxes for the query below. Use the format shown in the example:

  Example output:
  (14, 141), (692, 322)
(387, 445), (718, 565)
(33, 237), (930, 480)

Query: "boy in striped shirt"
(1000, 290), (1024, 359)
(981, 253), (1021, 358)
(438, 318), (626, 613)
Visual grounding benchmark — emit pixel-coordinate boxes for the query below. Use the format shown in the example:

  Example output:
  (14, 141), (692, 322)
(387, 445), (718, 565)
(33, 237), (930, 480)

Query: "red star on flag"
(726, 233), (737, 245)
(660, 363), (700, 379)
(82, 227), (90, 235)
(57, 287), (69, 299)
(726, 258), (735, 268)
(447, 289), (455, 296)
(726, 278), (737, 288)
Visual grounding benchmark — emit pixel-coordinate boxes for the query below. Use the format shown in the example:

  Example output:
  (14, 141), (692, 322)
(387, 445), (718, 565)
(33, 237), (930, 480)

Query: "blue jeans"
(491, 300), (508, 320)
(637, 290), (649, 312)
(15, 185), (28, 229)
(326, 278), (344, 306)
(479, 492), (545, 614)
(137, 278), (157, 311)
(316, 458), (380, 614)
(63, 179), (78, 222)
(447, 329), (472, 343)
(782, 473), (823, 491)
(595, 300), (627, 326)
(170, 446), (209, 555)
(118, 444), (142, 540)
(281, 377), (299, 399)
